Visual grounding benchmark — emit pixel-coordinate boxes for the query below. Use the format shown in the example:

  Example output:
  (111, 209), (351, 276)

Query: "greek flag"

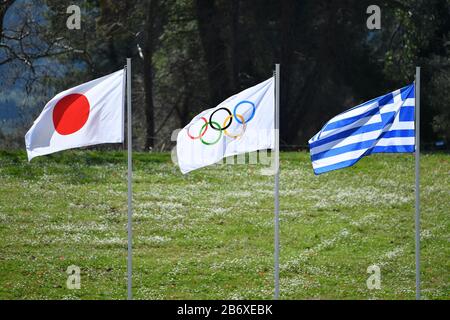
(309, 84), (415, 175)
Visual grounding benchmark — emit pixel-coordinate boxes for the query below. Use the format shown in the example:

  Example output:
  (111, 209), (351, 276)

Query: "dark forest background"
(1, 0), (449, 150)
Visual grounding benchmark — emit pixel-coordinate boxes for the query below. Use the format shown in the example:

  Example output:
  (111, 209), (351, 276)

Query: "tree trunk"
(143, 0), (158, 150)
(279, 0), (297, 144)
(230, 0), (240, 92)
(195, 0), (232, 104)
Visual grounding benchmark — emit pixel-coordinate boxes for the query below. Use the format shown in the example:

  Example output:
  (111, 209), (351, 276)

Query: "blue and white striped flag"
(309, 84), (415, 174)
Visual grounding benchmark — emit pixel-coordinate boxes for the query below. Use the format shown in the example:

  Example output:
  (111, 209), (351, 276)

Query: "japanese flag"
(25, 69), (124, 161)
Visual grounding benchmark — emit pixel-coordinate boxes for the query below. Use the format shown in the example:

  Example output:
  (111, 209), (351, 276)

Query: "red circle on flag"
(52, 94), (90, 135)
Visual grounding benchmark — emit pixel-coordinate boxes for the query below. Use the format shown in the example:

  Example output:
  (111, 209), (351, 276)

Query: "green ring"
(200, 121), (222, 145)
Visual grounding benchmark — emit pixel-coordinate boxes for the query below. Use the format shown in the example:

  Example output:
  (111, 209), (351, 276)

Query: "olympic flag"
(25, 69), (125, 161)
(176, 77), (275, 173)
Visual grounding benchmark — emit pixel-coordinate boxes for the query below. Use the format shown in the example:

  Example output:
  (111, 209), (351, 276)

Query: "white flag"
(176, 77), (274, 174)
(25, 69), (124, 161)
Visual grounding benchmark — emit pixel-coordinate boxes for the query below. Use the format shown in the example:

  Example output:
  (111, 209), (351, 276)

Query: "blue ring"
(233, 100), (256, 124)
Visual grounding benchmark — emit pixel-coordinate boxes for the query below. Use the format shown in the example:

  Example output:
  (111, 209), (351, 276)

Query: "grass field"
(0, 150), (448, 300)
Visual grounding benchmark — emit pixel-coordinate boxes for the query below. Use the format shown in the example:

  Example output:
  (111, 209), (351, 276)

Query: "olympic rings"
(187, 117), (208, 140)
(186, 100), (256, 145)
(233, 100), (256, 124)
(200, 121), (222, 145)
(209, 108), (232, 131)
(223, 114), (246, 139)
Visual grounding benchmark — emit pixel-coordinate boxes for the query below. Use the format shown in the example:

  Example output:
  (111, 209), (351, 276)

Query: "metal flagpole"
(126, 58), (133, 300)
(415, 66), (421, 300)
(274, 63), (280, 299)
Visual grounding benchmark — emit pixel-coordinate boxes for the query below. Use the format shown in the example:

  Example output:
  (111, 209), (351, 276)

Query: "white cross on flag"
(25, 69), (124, 161)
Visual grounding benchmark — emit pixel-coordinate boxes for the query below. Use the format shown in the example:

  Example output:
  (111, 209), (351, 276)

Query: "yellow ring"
(223, 114), (246, 139)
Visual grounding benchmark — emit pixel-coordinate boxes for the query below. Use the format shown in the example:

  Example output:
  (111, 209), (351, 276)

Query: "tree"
(195, 0), (233, 104)
(143, 0), (160, 150)
(2, 0), (449, 149)
(380, 0), (450, 143)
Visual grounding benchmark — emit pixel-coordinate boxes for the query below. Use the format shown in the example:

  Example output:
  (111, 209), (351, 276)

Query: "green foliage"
(2, 0), (450, 148)
(429, 69), (450, 141)
(153, 0), (209, 126)
(381, 0), (450, 143)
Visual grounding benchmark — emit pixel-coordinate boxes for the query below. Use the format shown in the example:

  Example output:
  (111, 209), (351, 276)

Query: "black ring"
(209, 107), (232, 131)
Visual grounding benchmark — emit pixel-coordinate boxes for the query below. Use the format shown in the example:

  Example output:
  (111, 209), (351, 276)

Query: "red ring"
(187, 117), (208, 140)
